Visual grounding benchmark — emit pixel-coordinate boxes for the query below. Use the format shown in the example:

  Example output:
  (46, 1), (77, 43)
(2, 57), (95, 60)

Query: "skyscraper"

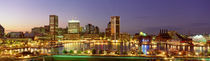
(94, 26), (100, 34)
(105, 22), (111, 39)
(49, 15), (58, 40)
(85, 24), (100, 34)
(49, 15), (58, 35)
(110, 16), (120, 40)
(85, 24), (92, 34)
(85, 24), (95, 34)
(0, 24), (5, 38)
(68, 20), (80, 34)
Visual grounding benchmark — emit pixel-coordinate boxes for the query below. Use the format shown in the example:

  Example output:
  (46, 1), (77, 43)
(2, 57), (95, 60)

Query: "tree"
(62, 49), (68, 54)
(69, 50), (74, 54)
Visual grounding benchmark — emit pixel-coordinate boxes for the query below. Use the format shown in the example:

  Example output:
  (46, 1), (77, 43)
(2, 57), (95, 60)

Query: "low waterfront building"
(24, 32), (35, 38)
(63, 34), (80, 40)
(190, 35), (208, 44)
(32, 27), (47, 36)
(34, 35), (52, 40)
(6, 32), (24, 38)
(6, 38), (33, 41)
(58, 28), (67, 35)
(82, 34), (100, 40)
(155, 29), (192, 43)
(119, 33), (130, 42)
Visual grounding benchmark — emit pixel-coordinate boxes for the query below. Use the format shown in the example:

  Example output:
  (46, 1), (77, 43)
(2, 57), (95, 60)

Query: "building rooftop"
(68, 20), (80, 23)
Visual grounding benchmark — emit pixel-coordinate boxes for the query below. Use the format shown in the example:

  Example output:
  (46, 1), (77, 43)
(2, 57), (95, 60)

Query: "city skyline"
(0, 0), (209, 60)
(0, 0), (210, 34)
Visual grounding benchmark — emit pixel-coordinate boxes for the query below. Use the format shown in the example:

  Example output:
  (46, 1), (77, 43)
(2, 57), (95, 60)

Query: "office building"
(68, 20), (80, 34)
(94, 26), (99, 34)
(110, 16), (120, 40)
(85, 24), (99, 34)
(49, 15), (58, 35)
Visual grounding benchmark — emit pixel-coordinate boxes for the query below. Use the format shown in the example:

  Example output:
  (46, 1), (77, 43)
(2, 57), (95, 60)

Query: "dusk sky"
(0, 0), (210, 34)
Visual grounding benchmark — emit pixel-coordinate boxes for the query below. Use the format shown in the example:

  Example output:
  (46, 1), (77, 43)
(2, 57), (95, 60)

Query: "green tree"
(63, 49), (68, 54)
(69, 50), (74, 54)
(77, 50), (82, 54)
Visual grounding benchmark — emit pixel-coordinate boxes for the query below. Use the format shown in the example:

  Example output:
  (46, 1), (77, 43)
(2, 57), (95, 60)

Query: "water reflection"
(1, 42), (209, 56)
(59, 42), (209, 55)
(142, 45), (149, 55)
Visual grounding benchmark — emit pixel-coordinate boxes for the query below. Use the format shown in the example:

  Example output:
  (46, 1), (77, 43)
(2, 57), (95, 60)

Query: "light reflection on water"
(2, 42), (209, 56)
(51, 42), (208, 55)
(1, 42), (209, 61)
(142, 45), (149, 55)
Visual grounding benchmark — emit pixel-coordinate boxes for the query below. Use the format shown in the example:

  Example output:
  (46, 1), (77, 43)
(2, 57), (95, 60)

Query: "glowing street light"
(74, 50), (77, 54)
(179, 52), (182, 55)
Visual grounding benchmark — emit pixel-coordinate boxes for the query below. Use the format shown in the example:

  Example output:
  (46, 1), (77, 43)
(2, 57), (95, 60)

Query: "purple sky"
(0, 0), (210, 34)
